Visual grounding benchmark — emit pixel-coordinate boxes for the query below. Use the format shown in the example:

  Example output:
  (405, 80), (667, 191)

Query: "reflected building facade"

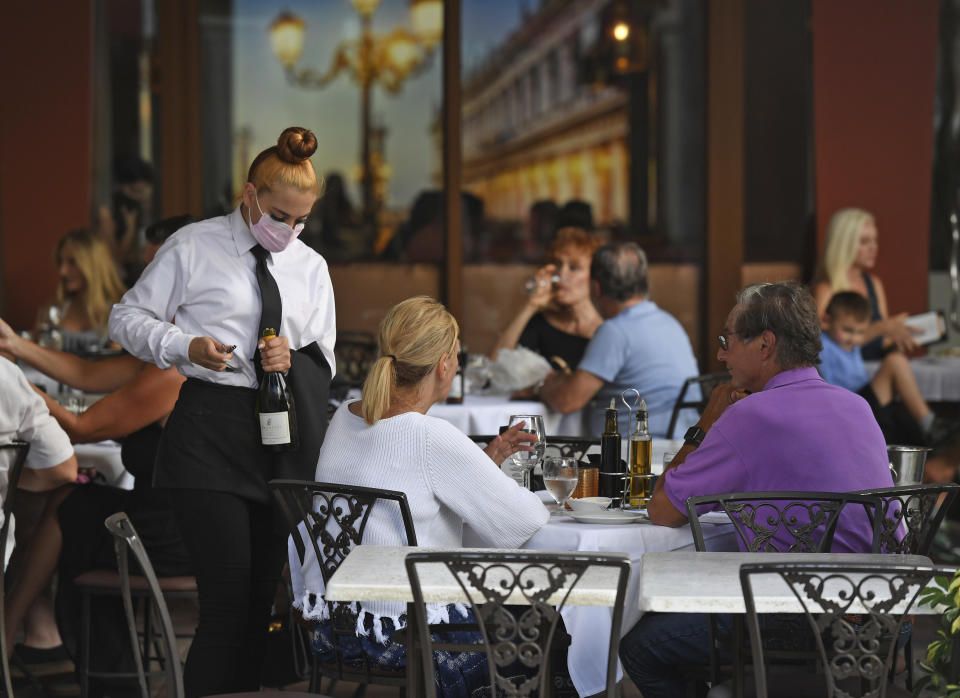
(460, 0), (629, 228)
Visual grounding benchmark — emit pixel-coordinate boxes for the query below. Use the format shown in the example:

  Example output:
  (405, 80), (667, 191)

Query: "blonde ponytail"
(359, 296), (459, 425)
(361, 356), (397, 424)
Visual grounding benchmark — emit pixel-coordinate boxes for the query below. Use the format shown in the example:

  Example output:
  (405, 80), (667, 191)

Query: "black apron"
(155, 345), (331, 503)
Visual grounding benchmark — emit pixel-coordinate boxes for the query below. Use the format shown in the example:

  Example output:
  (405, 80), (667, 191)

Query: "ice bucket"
(887, 445), (931, 486)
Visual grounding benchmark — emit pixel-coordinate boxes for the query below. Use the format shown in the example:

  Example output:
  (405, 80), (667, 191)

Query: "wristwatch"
(684, 425), (707, 448)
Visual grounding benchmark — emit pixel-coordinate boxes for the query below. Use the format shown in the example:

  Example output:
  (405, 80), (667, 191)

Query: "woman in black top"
(492, 227), (602, 371)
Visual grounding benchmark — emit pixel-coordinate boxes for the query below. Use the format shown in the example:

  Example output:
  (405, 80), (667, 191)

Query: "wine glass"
(507, 414), (545, 490)
(543, 457), (578, 515)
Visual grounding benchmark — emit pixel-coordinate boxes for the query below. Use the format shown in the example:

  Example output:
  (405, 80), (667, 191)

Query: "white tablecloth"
(426, 395), (586, 436)
(864, 356), (960, 402)
(74, 441), (133, 490)
(463, 503), (737, 696)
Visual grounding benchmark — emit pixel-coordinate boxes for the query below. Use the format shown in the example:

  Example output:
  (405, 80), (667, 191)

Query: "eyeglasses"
(717, 332), (738, 351)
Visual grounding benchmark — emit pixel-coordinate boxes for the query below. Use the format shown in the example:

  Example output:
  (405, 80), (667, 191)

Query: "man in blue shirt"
(540, 241), (700, 437)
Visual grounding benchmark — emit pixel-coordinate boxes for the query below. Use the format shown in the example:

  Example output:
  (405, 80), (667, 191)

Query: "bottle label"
(260, 411), (291, 445)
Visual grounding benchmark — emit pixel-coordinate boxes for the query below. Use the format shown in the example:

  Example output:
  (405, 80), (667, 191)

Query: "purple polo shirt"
(663, 366), (891, 553)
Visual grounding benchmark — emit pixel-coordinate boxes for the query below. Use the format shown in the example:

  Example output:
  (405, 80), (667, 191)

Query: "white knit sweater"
(289, 400), (549, 639)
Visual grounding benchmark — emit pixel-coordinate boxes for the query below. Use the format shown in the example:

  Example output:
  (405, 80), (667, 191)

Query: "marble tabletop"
(637, 551), (938, 614)
(324, 545), (629, 608)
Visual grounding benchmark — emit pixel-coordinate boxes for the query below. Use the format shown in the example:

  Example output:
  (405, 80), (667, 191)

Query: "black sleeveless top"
(861, 273), (885, 360)
(518, 312), (591, 370)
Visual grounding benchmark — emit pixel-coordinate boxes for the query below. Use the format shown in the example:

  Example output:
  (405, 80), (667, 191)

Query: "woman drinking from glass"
(492, 227), (602, 371)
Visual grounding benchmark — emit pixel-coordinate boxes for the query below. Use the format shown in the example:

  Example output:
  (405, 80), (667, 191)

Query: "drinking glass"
(507, 414), (545, 490)
(543, 457), (578, 514)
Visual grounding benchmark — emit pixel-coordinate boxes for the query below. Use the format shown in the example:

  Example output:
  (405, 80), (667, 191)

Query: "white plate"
(567, 510), (648, 525)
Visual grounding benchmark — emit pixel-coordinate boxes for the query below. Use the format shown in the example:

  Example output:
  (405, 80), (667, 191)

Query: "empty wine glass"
(507, 414), (545, 490)
(543, 457), (578, 514)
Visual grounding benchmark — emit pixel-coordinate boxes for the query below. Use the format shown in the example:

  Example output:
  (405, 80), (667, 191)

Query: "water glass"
(543, 457), (578, 514)
(507, 414), (545, 490)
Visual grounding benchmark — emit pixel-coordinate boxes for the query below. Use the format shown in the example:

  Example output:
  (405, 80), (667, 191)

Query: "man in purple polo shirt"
(619, 281), (891, 698)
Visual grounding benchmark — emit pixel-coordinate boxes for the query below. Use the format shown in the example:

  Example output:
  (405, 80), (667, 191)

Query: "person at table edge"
(539, 241), (699, 437)
(619, 281), (892, 698)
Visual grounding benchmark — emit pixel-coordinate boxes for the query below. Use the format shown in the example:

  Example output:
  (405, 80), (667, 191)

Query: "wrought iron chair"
(686, 491), (884, 554)
(470, 434), (599, 490)
(104, 512), (324, 698)
(404, 550), (630, 698)
(855, 483), (960, 689)
(739, 562), (945, 697)
(469, 435), (599, 464)
(666, 371), (730, 438)
(269, 479), (417, 696)
(0, 441), (30, 697)
(686, 491), (884, 695)
(856, 483), (960, 556)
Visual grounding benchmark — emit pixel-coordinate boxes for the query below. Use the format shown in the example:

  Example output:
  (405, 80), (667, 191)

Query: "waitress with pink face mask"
(109, 126), (335, 697)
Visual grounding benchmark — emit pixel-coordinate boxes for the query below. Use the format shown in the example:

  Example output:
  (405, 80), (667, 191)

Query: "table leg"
(406, 601), (421, 695)
(733, 615), (744, 698)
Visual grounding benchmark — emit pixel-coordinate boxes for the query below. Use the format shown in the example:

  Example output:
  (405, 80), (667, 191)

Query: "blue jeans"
(619, 613), (732, 698)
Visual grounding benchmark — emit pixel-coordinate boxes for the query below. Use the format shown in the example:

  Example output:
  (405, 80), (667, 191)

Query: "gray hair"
(590, 242), (649, 302)
(733, 282), (822, 369)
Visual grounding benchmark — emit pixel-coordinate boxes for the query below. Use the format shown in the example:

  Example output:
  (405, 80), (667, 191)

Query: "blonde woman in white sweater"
(290, 296), (548, 696)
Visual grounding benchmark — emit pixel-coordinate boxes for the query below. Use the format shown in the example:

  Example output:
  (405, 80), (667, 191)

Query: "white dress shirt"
(1, 360), (75, 542)
(109, 207), (336, 388)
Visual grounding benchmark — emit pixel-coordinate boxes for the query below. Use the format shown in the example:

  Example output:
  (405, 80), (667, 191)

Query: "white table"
(324, 544), (627, 607)
(426, 394), (586, 436)
(325, 544), (628, 696)
(637, 551), (937, 614)
(865, 355), (960, 402)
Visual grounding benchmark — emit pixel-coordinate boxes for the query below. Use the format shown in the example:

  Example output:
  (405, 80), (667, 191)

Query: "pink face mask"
(248, 194), (304, 252)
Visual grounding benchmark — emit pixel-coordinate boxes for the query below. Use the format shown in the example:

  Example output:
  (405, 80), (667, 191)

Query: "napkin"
(487, 346), (553, 392)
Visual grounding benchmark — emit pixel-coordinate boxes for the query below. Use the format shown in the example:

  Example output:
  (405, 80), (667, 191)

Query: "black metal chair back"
(104, 512), (183, 698)
(0, 441), (29, 698)
(740, 562), (944, 698)
(269, 479), (417, 690)
(469, 435), (599, 465)
(404, 551), (630, 698)
(856, 483), (960, 555)
(333, 331), (378, 388)
(686, 491), (883, 553)
(666, 371), (730, 438)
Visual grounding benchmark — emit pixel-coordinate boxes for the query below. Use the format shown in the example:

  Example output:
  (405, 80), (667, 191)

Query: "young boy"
(820, 291), (950, 446)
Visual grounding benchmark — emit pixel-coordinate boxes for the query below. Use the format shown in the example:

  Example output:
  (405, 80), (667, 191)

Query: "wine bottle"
(627, 399), (652, 509)
(257, 328), (299, 451)
(445, 345), (467, 404)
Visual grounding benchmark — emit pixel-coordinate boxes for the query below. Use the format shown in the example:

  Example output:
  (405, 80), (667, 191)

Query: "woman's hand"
(260, 335), (291, 374)
(484, 420), (537, 464)
(188, 337), (236, 371)
(883, 314), (921, 353)
(526, 264), (558, 312)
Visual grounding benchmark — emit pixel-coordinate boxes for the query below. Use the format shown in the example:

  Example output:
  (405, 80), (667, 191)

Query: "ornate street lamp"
(268, 0), (443, 223)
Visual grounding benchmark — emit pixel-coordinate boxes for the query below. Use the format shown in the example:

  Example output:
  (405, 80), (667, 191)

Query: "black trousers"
(171, 489), (286, 698)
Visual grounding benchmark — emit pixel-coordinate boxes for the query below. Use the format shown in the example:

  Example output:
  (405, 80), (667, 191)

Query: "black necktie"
(252, 245), (282, 381)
